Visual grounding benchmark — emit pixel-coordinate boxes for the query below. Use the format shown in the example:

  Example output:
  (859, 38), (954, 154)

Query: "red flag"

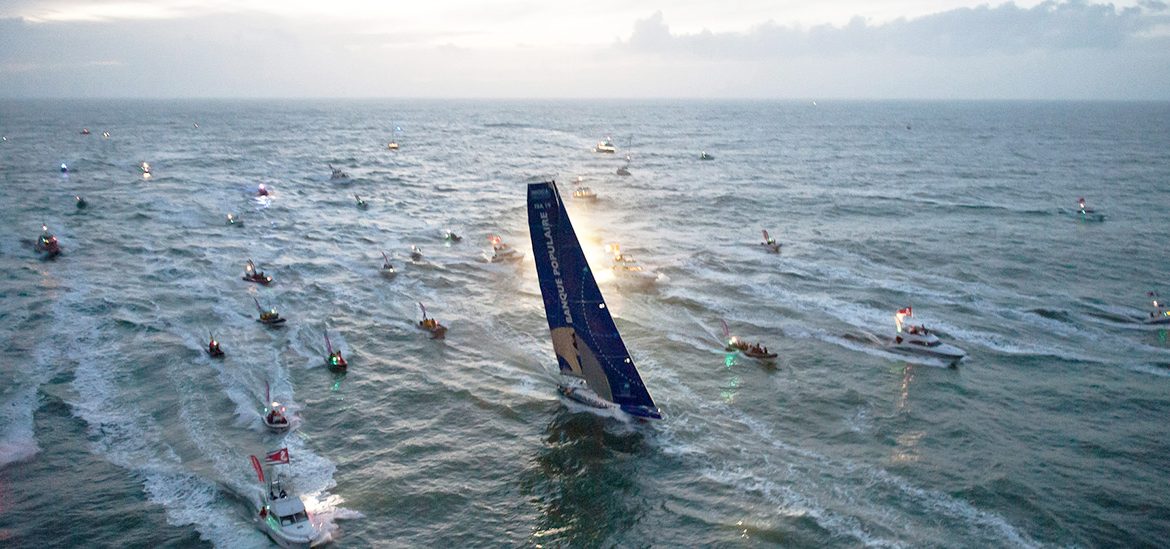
(249, 455), (265, 483)
(264, 447), (290, 465)
(897, 307), (912, 317)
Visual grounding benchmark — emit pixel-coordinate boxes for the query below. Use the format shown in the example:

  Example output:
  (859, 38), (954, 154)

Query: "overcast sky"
(1, 0), (1168, 99)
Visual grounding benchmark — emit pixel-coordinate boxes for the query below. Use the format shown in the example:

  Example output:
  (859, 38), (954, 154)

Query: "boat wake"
(646, 362), (1038, 548)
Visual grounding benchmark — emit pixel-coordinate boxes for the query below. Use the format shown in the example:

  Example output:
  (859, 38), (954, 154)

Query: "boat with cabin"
(890, 307), (966, 364)
(248, 449), (325, 548)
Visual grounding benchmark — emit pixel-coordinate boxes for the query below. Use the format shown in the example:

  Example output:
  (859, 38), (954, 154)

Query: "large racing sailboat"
(527, 180), (662, 420)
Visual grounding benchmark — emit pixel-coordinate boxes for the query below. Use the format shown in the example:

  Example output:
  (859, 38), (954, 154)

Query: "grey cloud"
(622, 2), (1170, 58)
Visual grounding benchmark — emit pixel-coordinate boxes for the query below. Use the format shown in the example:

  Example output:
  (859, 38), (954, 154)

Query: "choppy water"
(1, 99), (1169, 547)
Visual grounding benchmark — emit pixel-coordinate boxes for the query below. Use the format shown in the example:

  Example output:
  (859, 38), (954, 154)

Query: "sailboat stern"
(620, 404), (663, 420)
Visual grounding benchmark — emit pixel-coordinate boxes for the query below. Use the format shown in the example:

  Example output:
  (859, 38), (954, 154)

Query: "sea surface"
(1, 99), (1169, 547)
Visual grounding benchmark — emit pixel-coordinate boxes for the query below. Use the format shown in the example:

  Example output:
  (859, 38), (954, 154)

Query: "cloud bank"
(622, 2), (1170, 58)
(0, 1), (1168, 99)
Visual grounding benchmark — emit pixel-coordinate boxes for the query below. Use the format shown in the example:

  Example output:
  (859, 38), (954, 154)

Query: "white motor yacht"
(256, 476), (325, 548)
(249, 449), (326, 548)
(889, 307), (966, 363)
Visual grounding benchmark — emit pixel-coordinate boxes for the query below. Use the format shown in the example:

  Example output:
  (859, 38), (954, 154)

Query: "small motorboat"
(699, 151), (715, 161)
(410, 245), (423, 262)
(355, 194), (368, 209)
(243, 259), (273, 285)
(761, 229), (781, 253)
(227, 213), (244, 227)
(486, 235), (523, 263)
(324, 331), (347, 371)
(261, 383), (292, 433)
(75, 195), (87, 209)
(207, 333), (225, 358)
(250, 457), (325, 549)
(889, 307), (966, 364)
(1076, 197), (1105, 222)
(139, 161), (151, 175)
(101, 131), (110, 139)
(1144, 292), (1170, 325)
(254, 297), (286, 325)
(721, 321), (777, 363)
(34, 225), (61, 258)
(444, 230), (463, 243)
(80, 128), (91, 135)
(386, 141), (399, 150)
(329, 163), (349, 180)
(417, 302), (447, 339)
(380, 252), (398, 278)
(262, 403), (291, 433)
(594, 137), (616, 153)
(607, 243), (658, 283)
(727, 337), (778, 362)
(572, 186), (598, 201)
(60, 163), (68, 174)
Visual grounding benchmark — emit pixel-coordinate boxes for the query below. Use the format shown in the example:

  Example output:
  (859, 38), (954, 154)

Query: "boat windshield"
(280, 511), (308, 526)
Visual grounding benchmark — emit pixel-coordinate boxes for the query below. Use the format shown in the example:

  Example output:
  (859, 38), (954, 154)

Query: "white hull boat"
(890, 307), (966, 364)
